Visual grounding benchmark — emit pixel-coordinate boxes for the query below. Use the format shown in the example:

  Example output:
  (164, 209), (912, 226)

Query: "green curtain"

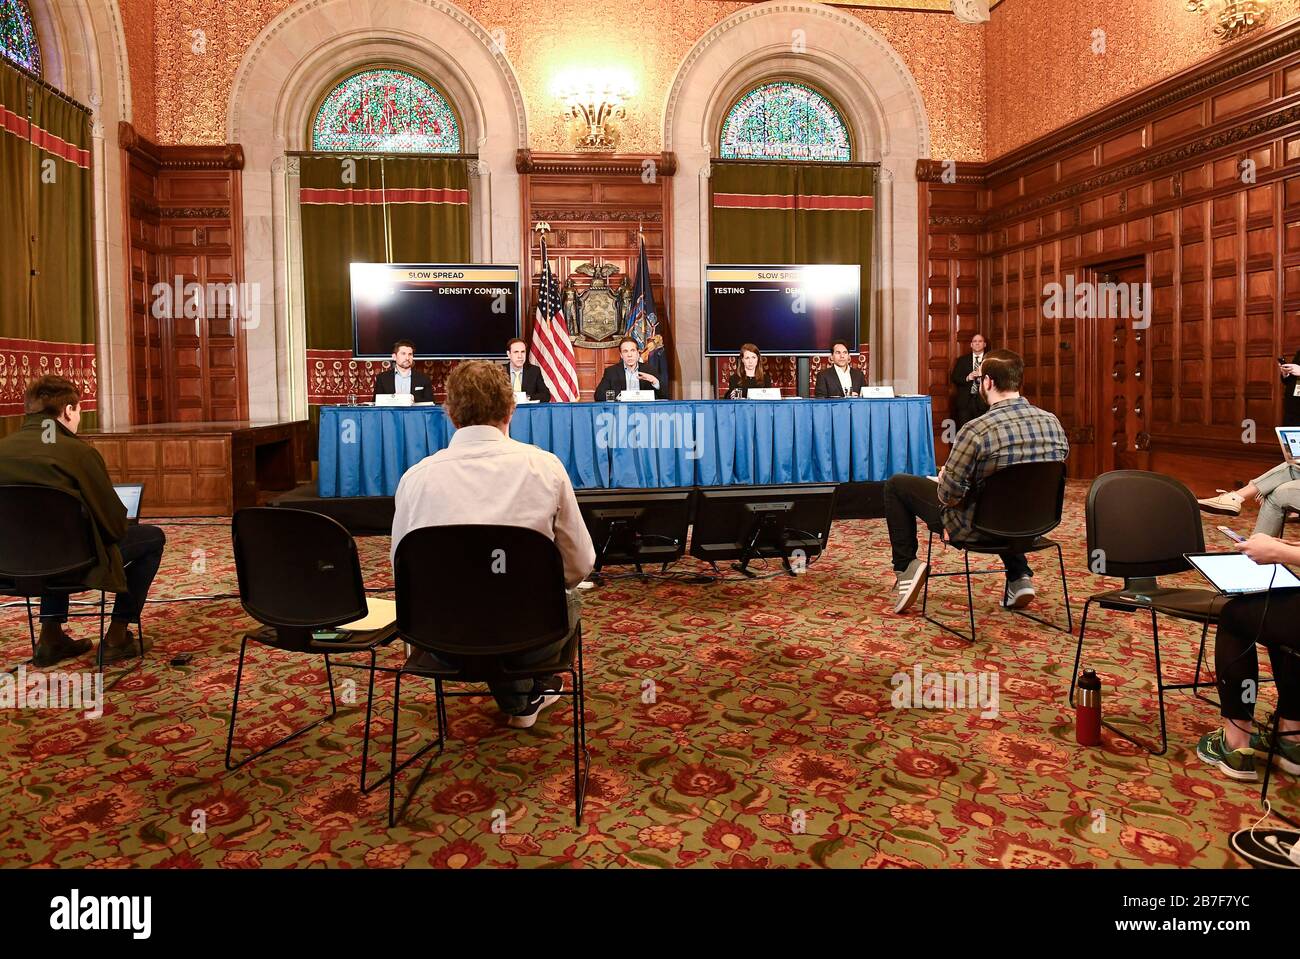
(0, 60), (95, 433)
(300, 155), (471, 353)
(709, 161), (875, 345)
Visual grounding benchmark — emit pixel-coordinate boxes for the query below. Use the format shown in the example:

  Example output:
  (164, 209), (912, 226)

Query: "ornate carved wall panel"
(121, 122), (248, 425)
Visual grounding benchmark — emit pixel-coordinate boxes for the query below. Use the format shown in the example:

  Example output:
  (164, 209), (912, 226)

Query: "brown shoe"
(32, 627), (93, 668)
(101, 630), (147, 665)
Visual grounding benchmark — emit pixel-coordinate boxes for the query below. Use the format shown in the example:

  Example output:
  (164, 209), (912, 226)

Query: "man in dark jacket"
(594, 336), (663, 400)
(813, 342), (867, 398)
(0, 376), (166, 666)
(503, 338), (551, 402)
(949, 333), (989, 428)
(373, 339), (434, 402)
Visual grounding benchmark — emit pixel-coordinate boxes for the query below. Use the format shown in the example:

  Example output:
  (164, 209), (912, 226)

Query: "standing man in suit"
(504, 337), (551, 402)
(814, 341), (867, 398)
(373, 339), (433, 403)
(950, 333), (989, 428)
(594, 336), (662, 400)
(1281, 349), (1300, 427)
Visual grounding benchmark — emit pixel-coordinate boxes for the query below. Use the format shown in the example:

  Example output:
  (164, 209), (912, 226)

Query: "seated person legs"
(1199, 590), (1300, 779)
(36, 524), (166, 666)
(1199, 462), (1300, 518)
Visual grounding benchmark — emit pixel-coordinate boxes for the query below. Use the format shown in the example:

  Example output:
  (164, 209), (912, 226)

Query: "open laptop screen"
(1186, 552), (1300, 595)
(114, 483), (143, 520)
(1278, 427), (1300, 464)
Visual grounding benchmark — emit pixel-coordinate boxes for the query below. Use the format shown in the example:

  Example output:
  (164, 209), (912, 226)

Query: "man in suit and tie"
(949, 333), (989, 428)
(504, 337), (551, 402)
(594, 336), (663, 400)
(373, 339), (434, 403)
(814, 341), (867, 398)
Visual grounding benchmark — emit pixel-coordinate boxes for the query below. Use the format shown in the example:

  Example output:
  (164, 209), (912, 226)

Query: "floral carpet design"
(0, 483), (1290, 868)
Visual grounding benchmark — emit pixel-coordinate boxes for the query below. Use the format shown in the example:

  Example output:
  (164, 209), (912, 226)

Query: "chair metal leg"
(1009, 544), (1074, 636)
(358, 648), (379, 793)
(922, 538), (977, 644)
(225, 643), (340, 773)
(1068, 598), (1094, 709)
(24, 596), (36, 656)
(964, 551), (977, 642)
(386, 670), (446, 828)
(1095, 608), (1169, 756)
(94, 592), (107, 673)
(919, 531), (935, 616)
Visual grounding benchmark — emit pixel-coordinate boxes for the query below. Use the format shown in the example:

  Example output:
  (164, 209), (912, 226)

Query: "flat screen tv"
(350, 263), (521, 360)
(704, 264), (859, 357)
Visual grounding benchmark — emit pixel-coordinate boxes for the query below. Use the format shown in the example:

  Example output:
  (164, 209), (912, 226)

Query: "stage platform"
(269, 479), (887, 537)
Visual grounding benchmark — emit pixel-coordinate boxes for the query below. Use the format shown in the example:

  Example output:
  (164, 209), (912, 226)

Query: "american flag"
(530, 237), (579, 402)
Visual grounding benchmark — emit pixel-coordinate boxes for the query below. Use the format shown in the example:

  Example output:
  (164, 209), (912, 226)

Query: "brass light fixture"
(1186, 0), (1271, 42)
(553, 67), (634, 152)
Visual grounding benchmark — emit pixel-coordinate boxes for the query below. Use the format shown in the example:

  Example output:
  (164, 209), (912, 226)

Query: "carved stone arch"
(663, 0), (929, 394)
(227, 0), (529, 419)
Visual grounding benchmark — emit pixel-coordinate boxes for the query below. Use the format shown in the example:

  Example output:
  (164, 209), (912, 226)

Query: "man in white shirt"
(813, 341), (866, 398)
(391, 360), (595, 727)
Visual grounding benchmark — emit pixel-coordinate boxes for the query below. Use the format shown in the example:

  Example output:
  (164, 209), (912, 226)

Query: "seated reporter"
(882, 350), (1069, 615)
(814, 341), (866, 398)
(723, 343), (773, 398)
(1197, 533), (1300, 780)
(503, 337), (550, 402)
(594, 336), (662, 399)
(390, 360), (596, 728)
(1198, 463), (1300, 537)
(0, 375), (166, 666)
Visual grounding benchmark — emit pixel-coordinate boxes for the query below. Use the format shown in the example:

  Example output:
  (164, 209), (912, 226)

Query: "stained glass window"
(0, 0), (41, 76)
(719, 81), (851, 162)
(311, 68), (460, 153)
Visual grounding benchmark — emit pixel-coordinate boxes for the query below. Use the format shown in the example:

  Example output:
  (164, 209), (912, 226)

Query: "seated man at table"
(373, 339), (433, 403)
(594, 336), (662, 400)
(503, 337), (551, 402)
(814, 341), (867, 398)
(883, 349), (1069, 615)
(391, 360), (596, 728)
(0, 375), (167, 666)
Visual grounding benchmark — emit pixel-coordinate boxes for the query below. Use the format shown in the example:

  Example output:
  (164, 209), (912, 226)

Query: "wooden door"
(1090, 260), (1151, 475)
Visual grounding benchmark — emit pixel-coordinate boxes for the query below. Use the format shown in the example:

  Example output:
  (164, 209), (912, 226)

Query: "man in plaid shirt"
(885, 349), (1069, 614)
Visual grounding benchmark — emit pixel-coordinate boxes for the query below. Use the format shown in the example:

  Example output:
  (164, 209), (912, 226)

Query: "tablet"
(1185, 552), (1300, 595)
(1277, 426), (1300, 466)
(114, 483), (144, 522)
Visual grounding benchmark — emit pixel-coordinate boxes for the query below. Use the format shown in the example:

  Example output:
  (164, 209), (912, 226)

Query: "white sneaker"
(1003, 577), (1036, 609)
(1198, 490), (1243, 516)
(894, 560), (929, 614)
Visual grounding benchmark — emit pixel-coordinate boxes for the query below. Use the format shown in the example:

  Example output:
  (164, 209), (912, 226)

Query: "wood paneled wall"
(517, 151), (674, 398)
(919, 22), (1300, 492)
(121, 122), (248, 425)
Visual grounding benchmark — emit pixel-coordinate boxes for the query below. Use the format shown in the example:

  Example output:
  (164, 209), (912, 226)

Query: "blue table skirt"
(318, 398), (937, 496)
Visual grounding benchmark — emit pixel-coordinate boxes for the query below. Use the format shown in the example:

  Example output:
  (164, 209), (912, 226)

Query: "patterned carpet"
(0, 481), (1290, 868)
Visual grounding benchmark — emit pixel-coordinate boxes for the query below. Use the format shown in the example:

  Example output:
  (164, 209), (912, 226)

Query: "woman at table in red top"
(724, 344), (773, 398)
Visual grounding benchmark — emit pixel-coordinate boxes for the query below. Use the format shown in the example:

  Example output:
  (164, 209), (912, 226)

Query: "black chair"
(921, 461), (1072, 643)
(1067, 470), (1240, 755)
(227, 507), (398, 790)
(0, 484), (145, 673)
(389, 525), (588, 828)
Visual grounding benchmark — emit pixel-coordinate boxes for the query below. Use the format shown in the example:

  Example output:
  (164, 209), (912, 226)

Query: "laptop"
(1185, 551), (1300, 595)
(1277, 426), (1300, 466)
(114, 483), (144, 524)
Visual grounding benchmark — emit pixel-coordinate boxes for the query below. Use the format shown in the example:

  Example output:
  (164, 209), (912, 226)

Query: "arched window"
(310, 67), (461, 153)
(0, 0), (41, 76)
(719, 81), (851, 162)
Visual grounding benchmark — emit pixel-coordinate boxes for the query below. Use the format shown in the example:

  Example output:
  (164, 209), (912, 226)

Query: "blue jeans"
(40, 524), (166, 624)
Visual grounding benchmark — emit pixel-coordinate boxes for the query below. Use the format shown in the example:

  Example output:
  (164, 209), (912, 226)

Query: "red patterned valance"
(0, 338), (96, 416)
(306, 349), (454, 405)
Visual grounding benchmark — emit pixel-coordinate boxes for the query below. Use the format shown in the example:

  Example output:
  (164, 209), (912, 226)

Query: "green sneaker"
(1197, 729), (1257, 781)
(1251, 726), (1300, 776)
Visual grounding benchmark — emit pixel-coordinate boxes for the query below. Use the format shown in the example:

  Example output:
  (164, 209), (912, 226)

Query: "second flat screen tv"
(704, 264), (859, 357)
(351, 263), (521, 360)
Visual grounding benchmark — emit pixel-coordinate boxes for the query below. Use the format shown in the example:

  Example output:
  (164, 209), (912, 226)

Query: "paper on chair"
(337, 597), (397, 632)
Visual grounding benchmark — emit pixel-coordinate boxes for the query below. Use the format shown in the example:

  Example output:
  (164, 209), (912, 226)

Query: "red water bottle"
(1076, 669), (1102, 746)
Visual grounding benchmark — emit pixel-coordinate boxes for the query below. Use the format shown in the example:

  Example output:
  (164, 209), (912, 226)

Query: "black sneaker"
(507, 676), (565, 729)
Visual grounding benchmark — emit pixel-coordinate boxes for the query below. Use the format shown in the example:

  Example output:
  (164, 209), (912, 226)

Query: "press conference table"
(317, 397), (936, 496)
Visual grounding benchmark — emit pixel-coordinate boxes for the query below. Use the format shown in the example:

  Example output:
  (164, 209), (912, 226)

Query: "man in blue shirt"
(594, 337), (662, 400)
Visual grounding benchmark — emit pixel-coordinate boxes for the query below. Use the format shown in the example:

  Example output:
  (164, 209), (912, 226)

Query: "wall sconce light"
(1186, 0), (1271, 42)
(552, 67), (634, 152)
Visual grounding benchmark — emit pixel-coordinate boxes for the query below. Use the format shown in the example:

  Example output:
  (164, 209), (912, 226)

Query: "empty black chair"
(1067, 471), (1236, 755)
(389, 525), (588, 828)
(227, 507), (398, 789)
(0, 484), (144, 672)
(921, 461), (1072, 643)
